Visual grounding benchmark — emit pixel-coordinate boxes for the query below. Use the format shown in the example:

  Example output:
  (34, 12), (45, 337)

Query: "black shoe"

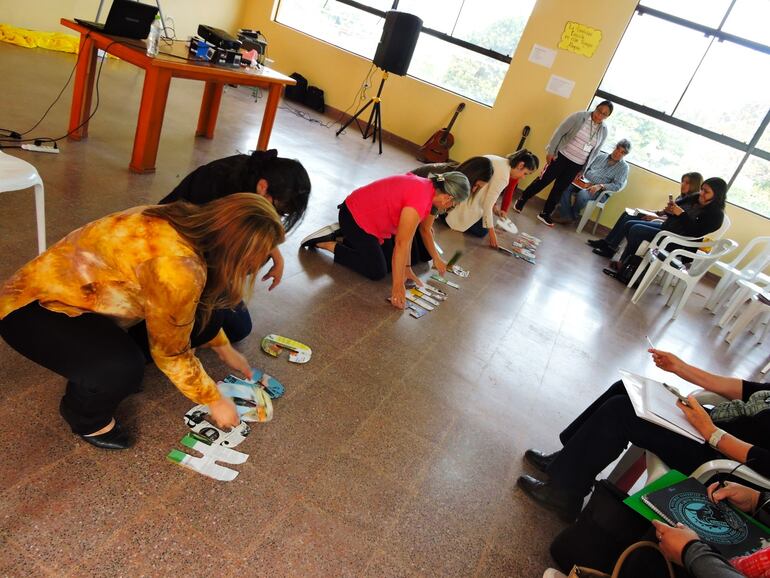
(602, 267), (618, 278)
(524, 449), (560, 473)
(300, 223), (340, 248)
(587, 239), (608, 249)
(537, 213), (555, 227)
(513, 198), (525, 213)
(79, 422), (133, 450)
(517, 475), (580, 522)
(592, 246), (615, 258)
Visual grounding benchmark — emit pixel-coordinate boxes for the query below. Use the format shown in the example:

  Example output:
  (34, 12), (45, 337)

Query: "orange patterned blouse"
(0, 207), (227, 405)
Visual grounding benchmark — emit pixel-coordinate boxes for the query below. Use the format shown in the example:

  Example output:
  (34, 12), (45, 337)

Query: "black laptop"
(75, 0), (159, 40)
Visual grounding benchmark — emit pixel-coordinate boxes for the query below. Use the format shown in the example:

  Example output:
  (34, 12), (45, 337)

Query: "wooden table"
(62, 19), (295, 173)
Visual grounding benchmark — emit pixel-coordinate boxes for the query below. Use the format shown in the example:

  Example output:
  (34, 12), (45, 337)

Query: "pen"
(646, 336), (655, 349)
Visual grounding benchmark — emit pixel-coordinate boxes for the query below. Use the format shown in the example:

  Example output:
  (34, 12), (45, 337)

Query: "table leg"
(256, 84), (282, 150)
(196, 81), (224, 138)
(68, 33), (98, 140)
(130, 67), (172, 173)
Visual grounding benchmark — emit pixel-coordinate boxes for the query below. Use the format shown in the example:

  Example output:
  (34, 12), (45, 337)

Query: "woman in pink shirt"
(302, 172), (469, 309)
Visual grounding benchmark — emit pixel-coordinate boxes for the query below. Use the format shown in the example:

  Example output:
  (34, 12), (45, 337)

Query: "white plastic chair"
(718, 273), (770, 329)
(705, 236), (770, 313)
(626, 214), (731, 290)
(0, 150), (46, 254)
(576, 194), (612, 235)
(724, 281), (770, 344)
(631, 238), (738, 319)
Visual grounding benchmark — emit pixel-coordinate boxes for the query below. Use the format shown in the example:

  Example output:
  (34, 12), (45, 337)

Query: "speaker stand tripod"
(336, 71), (388, 155)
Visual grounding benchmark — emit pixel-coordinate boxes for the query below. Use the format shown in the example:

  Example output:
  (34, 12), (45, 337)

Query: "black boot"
(524, 449), (560, 473)
(587, 238), (608, 249)
(517, 475), (582, 522)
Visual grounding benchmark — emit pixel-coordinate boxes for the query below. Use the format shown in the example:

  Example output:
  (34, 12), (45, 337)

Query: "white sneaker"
(300, 223), (340, 248)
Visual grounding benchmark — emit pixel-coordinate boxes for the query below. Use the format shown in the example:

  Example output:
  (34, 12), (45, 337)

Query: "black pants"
(519, 153), (583, 216)
(546, 380), (719, 499)
(333, 202), (432, 280)
(0, 301), (225, 434)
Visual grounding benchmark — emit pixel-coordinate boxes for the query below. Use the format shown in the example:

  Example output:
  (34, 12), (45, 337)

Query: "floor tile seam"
(468, 471), (519, 578)
(74, 499), (236, 571)
(0, 440), (92, 507)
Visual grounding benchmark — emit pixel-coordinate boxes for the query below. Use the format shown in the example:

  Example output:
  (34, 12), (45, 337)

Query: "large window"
(594, 1), (770, 217)
(274, 0), (536, 106)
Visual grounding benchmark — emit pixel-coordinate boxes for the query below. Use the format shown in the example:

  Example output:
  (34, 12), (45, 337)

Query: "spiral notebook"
(641, 477), (770, 559)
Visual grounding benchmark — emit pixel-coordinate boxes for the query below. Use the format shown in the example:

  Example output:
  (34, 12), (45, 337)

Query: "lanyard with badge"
(584, 120), (600, 153)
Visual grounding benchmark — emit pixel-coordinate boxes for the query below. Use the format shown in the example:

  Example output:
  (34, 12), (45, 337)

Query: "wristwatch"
(708, 428), (727, 449)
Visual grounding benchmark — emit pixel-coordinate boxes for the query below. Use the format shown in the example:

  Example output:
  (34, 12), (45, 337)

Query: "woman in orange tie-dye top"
(0, 194), (285, 450)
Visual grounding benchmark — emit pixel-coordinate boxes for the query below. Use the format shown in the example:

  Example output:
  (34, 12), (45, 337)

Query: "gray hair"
(430, 170), (470, 203)
(616, 139), (632, 153)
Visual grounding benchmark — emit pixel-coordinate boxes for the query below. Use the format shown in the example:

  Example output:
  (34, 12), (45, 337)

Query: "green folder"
(623, 469), (688, 521)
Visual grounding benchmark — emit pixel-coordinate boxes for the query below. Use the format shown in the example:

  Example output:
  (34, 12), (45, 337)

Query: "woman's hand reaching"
(213, 343), (252, 380)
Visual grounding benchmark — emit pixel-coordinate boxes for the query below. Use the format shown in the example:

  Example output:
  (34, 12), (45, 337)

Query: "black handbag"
(304, 86), (325, 113)
(550, 480), (652, 574)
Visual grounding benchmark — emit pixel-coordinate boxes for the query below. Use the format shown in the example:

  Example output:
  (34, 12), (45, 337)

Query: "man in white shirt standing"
(514, 101), (613, 227)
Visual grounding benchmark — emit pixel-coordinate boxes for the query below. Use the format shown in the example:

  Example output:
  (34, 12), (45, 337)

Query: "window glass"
(674, 42), (770, 143)
(638, 0), (732, 27)
(598, 16), (710, 114)
(452, 0), (536, 55)
(722, 0), (770, 46)
(727, 155), (770, 218)
(591, 98), (745, 186)
(275, 0), (383, 58)
(409, 34), (509, 106)
(395, 0), (464, 34)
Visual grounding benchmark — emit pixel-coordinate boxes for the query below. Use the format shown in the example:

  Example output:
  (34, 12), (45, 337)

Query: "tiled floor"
(0, 43), (767, 577)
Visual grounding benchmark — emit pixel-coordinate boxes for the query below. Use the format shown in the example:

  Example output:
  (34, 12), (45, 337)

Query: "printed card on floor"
(449, 264), (469, 278)
(430, 274), (460, 289)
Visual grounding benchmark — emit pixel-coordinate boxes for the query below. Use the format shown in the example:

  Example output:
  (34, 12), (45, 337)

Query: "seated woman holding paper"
(587, 171), (704, 259)
(0, 195), (285, 450)
(517, 349), (770, 522)
(301, 172), (469, 309)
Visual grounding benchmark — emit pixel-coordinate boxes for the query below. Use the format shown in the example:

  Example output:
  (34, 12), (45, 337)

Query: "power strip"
(21, 144), (59, 154)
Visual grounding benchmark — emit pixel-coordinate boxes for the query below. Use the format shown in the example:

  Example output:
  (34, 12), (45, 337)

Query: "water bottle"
(146, 15), (162, 57)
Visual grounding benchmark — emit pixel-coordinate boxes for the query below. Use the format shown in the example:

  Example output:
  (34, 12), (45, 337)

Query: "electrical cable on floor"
(275, 64), (377, 133)
(0, 36), (128, 148)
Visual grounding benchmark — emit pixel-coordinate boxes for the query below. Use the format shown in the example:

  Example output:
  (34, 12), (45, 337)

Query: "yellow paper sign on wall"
(558, 21), (602, 58)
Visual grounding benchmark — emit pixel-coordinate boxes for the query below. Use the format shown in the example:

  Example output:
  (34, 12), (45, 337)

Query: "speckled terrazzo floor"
(0, 42), (767, 578)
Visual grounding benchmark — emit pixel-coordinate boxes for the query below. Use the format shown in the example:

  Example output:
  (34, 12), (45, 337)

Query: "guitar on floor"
(417, 103), (465, 163)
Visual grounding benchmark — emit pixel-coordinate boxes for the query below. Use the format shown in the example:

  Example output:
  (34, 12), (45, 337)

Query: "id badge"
(583, 144), (593, 152)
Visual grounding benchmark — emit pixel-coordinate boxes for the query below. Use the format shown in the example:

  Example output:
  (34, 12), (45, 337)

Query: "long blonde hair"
(144, 193), (285, 328)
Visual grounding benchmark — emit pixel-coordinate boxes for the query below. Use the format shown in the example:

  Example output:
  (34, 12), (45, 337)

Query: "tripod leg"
(376, 102), (383, 155)
(362, 100), (378, 140)
(336, 99), (374, 137)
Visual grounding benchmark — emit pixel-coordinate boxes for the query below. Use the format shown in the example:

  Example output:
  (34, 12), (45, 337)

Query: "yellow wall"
(0, 0), (243, 39)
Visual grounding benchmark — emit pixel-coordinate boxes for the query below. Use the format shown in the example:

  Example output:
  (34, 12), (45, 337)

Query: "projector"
(197, 24), (242, 51)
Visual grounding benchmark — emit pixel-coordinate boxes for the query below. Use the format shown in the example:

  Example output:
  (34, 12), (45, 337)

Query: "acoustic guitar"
(417, 103), (465, 163)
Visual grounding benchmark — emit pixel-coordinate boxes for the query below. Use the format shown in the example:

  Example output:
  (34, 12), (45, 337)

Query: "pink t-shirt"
(344, 174), (435, 243)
